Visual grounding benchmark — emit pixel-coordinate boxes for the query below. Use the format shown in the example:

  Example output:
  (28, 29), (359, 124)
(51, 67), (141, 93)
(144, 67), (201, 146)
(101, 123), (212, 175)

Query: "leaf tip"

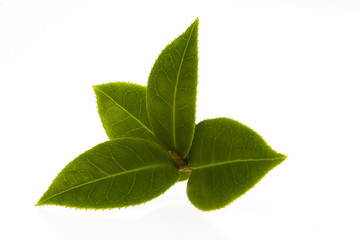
(35, 200), (43, 207)
(92, 84), (100, 92)
(282, 155), (288, 164)
(192, 18), (199, 31)
(276, 152), (288, 162)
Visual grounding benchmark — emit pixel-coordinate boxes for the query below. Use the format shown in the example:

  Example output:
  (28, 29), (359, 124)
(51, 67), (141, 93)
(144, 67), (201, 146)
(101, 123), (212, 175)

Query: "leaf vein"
(172, 22), (197, 150)
(38, 164), (167, 205)
(191, 157), (285, 170)
(95, 88), (156, 137)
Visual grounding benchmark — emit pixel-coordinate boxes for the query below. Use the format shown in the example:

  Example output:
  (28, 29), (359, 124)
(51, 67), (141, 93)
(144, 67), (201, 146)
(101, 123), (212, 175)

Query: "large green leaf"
(146, 19), (198, 158)
(187, 118), (287, 211)
(94, 82), (157, 141)
(36, 138), (180, 209)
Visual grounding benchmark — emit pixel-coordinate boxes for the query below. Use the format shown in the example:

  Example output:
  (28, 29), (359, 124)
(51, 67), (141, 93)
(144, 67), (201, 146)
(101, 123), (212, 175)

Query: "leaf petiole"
(169, 150), (191, 172)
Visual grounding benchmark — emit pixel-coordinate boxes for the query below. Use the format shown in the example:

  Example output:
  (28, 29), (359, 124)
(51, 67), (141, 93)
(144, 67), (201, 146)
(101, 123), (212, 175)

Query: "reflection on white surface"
(38, 204), (227, 240)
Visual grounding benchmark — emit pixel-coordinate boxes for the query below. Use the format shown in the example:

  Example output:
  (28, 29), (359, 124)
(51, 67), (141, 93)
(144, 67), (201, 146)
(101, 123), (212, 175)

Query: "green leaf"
(146, 18), (198, 158)
(94, 82), (157, 141)
(37, 138), (180, 209)
(187, 118), (287, 211)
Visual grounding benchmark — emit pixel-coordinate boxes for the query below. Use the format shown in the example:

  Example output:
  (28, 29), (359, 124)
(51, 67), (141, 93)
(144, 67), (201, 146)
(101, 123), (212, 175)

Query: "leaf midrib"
(37, 164), (167, 205)
(172, 22), (197, 150)
(95, 88), (156, 137)
(191, 156), (286, 170)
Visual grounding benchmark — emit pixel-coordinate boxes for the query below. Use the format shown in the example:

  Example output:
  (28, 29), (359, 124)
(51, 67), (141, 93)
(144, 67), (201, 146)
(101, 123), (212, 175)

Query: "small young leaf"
(147, 18), (198, 158)
(94, 82), (157, 141)
(187, 118), (287, 211)
(37, 138), (180, 209)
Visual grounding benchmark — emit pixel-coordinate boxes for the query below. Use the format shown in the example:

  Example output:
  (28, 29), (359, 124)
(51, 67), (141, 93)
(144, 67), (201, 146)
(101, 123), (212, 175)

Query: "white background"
(1, 0), (361, 239)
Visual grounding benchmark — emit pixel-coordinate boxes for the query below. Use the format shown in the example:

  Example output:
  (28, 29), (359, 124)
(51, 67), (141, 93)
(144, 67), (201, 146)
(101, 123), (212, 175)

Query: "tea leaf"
(147, 19), (198, 158)
(37, 138), (179, 209)
(94, 82), (157, 141)
(187, 118), (287, 211)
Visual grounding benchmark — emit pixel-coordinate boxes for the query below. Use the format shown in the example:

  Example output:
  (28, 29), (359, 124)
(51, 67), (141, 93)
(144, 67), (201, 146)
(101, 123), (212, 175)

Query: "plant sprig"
(37, 18), (287, 211)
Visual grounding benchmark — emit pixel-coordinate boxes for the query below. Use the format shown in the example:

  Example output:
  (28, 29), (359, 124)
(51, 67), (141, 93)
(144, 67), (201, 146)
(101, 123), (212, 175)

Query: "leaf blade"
(147, 19), (198, 158)
(187, 118), (287, 211)
(94, 82), (157, 141)
(37, 138), (180, 209)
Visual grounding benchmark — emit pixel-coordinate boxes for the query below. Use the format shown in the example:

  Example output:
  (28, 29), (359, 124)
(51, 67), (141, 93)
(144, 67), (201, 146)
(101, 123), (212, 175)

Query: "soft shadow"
(38, 204), (227, 240)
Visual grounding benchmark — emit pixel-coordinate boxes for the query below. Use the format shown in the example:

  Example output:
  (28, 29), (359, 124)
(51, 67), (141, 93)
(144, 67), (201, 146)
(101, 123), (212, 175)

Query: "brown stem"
(168, 150), (191, 172)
